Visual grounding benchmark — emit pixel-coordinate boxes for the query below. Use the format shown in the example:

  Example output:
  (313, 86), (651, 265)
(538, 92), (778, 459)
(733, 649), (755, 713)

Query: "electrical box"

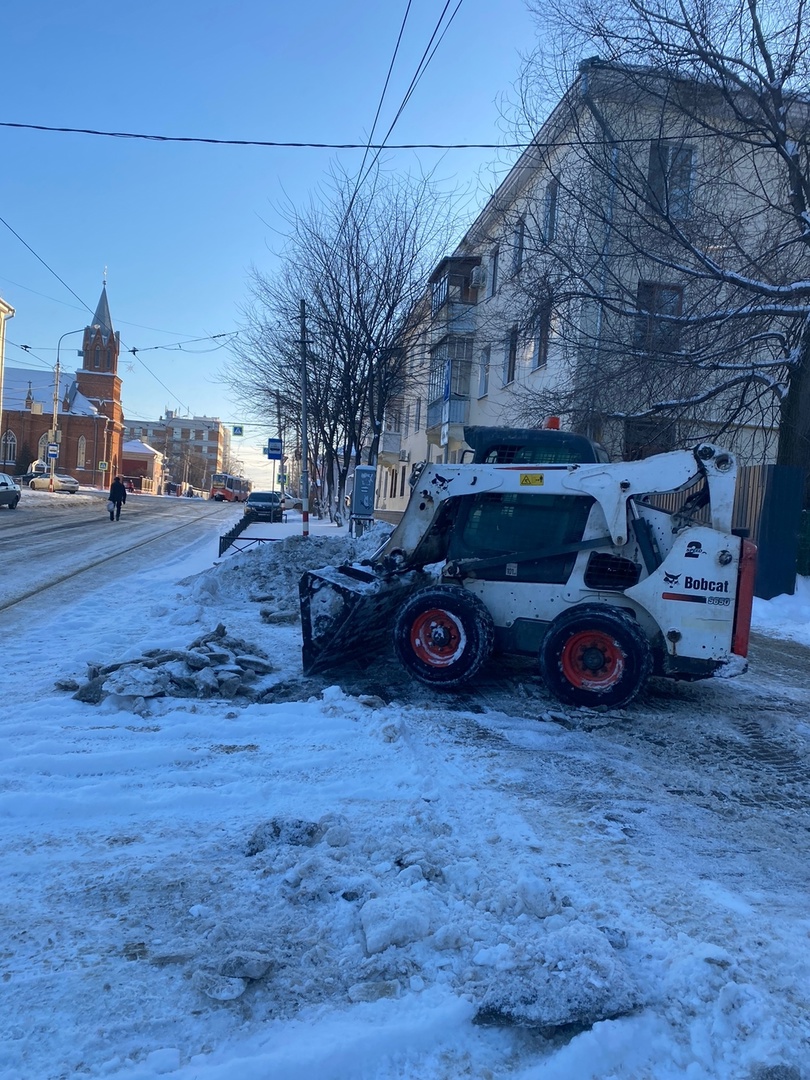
(350, 465), (376, 518)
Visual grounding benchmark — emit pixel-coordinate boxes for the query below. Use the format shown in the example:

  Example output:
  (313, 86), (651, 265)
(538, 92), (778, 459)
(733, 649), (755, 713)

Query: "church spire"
(92, 281), (114, 343)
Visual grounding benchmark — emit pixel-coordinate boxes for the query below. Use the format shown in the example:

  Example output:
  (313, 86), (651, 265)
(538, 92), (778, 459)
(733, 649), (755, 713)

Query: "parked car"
(28, 473), (80, 494)
(281, 493), (302, 512)
(244, 491), (283, 523)
(0, 472), (21, 509)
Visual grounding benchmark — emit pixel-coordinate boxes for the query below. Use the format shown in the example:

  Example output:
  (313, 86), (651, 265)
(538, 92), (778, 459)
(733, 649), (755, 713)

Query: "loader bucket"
(300, 563), (430, 675)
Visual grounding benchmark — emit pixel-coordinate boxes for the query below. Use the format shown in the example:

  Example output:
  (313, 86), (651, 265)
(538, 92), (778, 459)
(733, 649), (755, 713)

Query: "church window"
(106, 349), (112, 370)
(1, 429), (16, 466)
(77, 436), (86, 469)
(94, 347), (101, 369)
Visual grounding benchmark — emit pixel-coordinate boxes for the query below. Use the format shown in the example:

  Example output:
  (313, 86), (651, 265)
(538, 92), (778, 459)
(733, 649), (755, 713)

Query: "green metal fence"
(798, 510), (810, 576)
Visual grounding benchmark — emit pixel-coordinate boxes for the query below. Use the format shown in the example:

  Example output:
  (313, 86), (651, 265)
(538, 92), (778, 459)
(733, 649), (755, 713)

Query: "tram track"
(0, 505), (225, 615)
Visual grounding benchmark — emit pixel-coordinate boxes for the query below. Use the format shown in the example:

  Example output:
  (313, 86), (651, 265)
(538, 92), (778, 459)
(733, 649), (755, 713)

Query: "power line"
(0, 119), (522, 149)
(0, 212), (200, 412)
(0, 118), (739, 156)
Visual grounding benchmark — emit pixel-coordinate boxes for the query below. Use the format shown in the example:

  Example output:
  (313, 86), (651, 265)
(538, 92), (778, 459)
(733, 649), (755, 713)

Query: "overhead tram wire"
(0, 121), (733, 154)
(0, 213), (218, 413)
(328, 0), (465, 274)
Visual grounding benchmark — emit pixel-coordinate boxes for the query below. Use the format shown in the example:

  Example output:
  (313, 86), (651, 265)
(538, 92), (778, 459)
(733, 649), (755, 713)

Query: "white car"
(28, 473), (80, 494)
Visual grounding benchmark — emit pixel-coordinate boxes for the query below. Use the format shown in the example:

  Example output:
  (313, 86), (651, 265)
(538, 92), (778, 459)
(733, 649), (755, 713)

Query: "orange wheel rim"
(410, 608), (466, 667)
(560, 629), (624, 689)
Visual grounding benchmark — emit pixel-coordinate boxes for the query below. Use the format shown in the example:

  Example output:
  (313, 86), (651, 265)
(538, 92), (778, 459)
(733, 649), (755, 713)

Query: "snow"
(1, 513), (809, 1080)
(751, 574), (810, 647)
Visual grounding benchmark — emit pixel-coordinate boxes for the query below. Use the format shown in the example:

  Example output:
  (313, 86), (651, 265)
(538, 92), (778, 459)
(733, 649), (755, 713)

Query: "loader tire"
(540, 606), (651, 709)
(394, 586), (494, 688)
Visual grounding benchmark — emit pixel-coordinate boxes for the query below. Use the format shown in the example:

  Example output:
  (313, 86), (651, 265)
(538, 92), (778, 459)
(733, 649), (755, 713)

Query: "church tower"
(75, 283), (125, 477)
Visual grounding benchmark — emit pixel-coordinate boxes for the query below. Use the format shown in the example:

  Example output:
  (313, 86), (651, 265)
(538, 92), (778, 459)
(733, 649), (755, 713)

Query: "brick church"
(1, 285), (125, 486)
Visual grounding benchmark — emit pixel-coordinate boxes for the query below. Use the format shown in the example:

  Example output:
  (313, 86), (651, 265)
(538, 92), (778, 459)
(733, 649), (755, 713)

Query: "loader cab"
(462, 426), (610, 465)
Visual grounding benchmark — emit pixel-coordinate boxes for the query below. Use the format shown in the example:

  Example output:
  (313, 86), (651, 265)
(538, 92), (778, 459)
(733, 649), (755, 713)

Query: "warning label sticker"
(519, 473), (544, 486)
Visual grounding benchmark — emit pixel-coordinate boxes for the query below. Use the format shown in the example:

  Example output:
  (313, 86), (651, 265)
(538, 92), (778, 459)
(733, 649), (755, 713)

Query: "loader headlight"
(718, 549), (733, 566)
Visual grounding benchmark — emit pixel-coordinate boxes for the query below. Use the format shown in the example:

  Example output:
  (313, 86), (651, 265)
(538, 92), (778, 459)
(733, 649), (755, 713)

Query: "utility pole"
(300, 299), (309, 538)
(275, 389), (285, 505)
(49, 357), (60, 492)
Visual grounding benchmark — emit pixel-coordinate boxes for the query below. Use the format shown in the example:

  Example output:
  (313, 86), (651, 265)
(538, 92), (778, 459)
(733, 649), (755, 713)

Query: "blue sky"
(1, 0), (538, 479)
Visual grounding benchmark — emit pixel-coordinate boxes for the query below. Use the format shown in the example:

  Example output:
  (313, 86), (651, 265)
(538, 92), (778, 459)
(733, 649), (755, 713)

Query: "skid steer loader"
(299, 441), (756, 709)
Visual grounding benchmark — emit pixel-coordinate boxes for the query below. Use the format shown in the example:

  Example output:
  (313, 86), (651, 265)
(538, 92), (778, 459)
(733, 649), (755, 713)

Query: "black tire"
(539, 606), (652, 709)
(9, 497), (19, 509)
(393, 585), (494, 688)
(29, 481), (37, 490)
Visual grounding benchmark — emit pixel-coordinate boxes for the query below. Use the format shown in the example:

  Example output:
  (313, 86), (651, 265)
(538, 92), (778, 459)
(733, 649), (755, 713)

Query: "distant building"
(121, 438), (164, 493)
(123, 411), (232, 491)
(0, 285), (125, 484)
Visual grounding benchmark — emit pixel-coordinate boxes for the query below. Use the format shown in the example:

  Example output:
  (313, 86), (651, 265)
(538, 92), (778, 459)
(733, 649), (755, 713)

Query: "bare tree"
(225, 166), (457, 515)
(496, 0), (810, 478)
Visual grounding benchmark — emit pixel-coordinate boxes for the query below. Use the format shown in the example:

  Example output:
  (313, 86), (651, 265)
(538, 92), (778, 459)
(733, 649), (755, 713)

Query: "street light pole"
(52, 326), (97, 492)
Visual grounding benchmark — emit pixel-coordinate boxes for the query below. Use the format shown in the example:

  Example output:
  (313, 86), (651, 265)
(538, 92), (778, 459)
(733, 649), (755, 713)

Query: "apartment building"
(377, 61), (796, 517)
(124, 411), (231, 491)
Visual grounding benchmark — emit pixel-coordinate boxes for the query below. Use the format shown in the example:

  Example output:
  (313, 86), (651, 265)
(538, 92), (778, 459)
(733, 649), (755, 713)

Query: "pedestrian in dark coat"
(108, 476), (127, 521)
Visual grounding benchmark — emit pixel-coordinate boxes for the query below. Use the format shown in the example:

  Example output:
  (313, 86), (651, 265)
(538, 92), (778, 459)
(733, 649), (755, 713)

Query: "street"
(0, 489), (237, 614)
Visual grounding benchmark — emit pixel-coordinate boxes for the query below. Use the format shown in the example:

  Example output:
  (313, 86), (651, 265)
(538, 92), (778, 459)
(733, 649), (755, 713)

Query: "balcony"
(377, 429), (402, 464)
(426, 395), (469, 431)
(432, 301), (476, 335)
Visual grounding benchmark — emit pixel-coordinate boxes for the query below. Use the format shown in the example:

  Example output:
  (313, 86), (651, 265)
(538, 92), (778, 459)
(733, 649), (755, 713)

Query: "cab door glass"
(447, 492), (595, 584)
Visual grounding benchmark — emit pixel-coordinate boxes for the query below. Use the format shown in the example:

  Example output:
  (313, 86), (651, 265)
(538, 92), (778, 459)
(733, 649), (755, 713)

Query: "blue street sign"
(266, 438), (283, 461)
(232, 425), (244, 436)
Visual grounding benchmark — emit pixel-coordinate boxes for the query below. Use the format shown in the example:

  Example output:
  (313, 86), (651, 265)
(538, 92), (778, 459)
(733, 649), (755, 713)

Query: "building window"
(544, 179), (559, 242)
(400, 466), (407, 497)
(532, 303), (552, 370)
(429, 337), (473, 402)
(487, 245), (499, 298)
(478, 346), (490, 398)
(1, 429), (17, 466)
(105, 349), (112, 370)
(414, 398), (422, 432)
(77, 435), (86, 469)
(512, 217), (525, 274)
(38, 433), (49, 461)
(648, 142), (693, 218)
(504, 327), (518, 385)
(431, 275), (449, 316)
(403, 405), (410, 433)
(94, 347), (101, 369)
(181, 429), (190, 440)
(634, 282), (684, 354)
(624, 416), (678, 460)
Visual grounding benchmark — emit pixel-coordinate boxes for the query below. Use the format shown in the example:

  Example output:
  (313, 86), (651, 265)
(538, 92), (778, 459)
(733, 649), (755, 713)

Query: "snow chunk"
(474, 921), (638, 1031)
(516, 873), (562, 918)
(360, 895), (433, 954)
(191, 969), (248, 1001)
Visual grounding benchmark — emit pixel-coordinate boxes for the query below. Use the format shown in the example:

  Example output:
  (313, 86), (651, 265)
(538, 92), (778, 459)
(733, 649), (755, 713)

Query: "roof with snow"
(1, 366), (99, 417)
(122, 439), (160, 458)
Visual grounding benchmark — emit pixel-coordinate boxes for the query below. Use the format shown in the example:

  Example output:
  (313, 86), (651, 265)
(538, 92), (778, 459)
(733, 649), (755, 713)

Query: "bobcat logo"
(664, 571), (681, 586)
(430, 472), (452, 491)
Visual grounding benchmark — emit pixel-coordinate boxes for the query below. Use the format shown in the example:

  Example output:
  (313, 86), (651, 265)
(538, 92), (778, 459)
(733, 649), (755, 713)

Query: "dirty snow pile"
(1, 518), (808, 1080)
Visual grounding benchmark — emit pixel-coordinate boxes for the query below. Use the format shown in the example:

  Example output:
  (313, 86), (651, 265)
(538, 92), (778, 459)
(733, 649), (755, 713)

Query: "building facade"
(0, 285), (125, 485)
(124, 411), (232, 492)
(376, 62), (795, 517)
